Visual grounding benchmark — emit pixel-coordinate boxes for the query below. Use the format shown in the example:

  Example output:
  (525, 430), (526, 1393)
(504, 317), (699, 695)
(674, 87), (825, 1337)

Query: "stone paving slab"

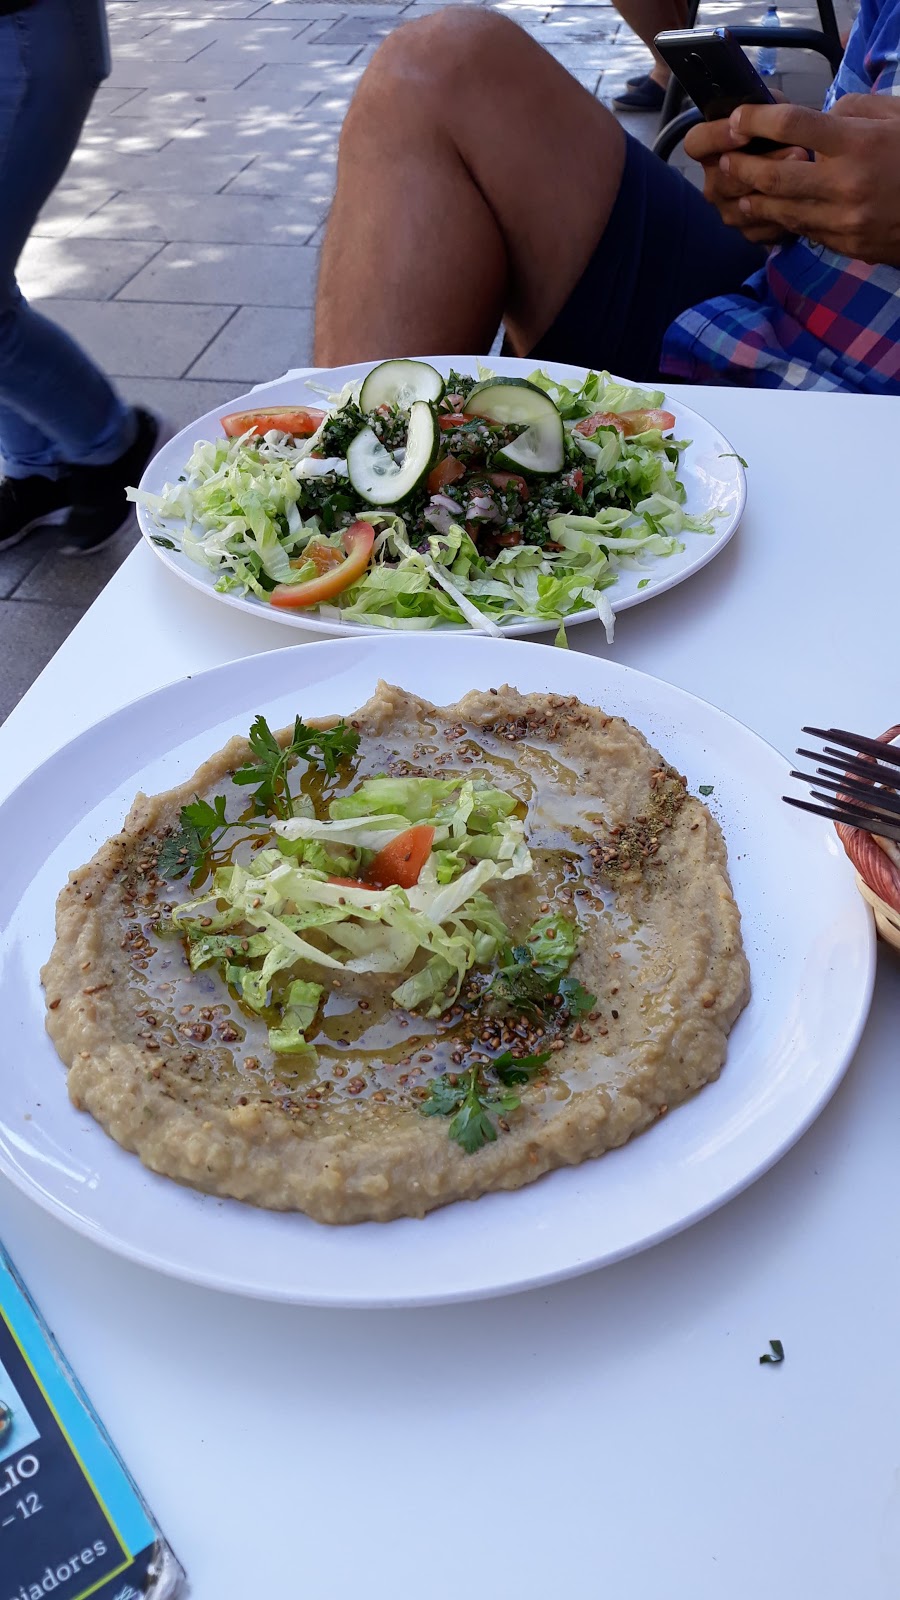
(107, 0), (274, 19)
(119, 375), (253, 433)
(35, 299), (237, 377)
(186, 304), (316, 380)
(68, 139), (265, 191)
(12, 533), (142, 609)
(199, 27), (338, 60)
(18, 237), (165, 300)
(0, 602), (88, 714)
(108, 85), (319, 122)
(0, 530), (57, 603)
(76, 190), (326, 244)
(117, 239), (321, 304)
(112, 22), (232, 59)
(221, 145), (339, 197)
(1, 0), (837, 723)
(232, 58), (368, 91)
(88, 86), (146, 112)
(102, 56), (273, 91)
(32, 184), (122, 240)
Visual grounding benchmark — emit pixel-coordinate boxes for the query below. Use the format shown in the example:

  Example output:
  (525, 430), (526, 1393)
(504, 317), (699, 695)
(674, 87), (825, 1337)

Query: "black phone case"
(654, 28), (785, 153)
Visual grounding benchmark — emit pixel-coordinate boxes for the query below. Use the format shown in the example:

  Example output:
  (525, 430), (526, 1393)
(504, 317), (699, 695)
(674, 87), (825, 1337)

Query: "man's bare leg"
(314, 10), (625, 366)
(614, 0), (690, 87)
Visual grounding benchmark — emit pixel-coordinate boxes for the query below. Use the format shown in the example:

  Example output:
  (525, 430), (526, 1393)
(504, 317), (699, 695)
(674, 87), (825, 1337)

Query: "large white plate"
(136, 356), (746, 638)
(0, 637), (873, 1307)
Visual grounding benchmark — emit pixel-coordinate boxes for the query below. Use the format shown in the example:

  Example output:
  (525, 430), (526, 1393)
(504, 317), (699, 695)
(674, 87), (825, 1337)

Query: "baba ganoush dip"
(41, 684), (750, 1223)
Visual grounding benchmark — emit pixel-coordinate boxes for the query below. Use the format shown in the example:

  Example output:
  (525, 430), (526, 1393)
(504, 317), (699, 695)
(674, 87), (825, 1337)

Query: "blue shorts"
(529, 134), (765, 381)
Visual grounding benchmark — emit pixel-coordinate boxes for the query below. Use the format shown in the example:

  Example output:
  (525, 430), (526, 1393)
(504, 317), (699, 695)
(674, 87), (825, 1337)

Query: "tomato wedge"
(619, 408), (677, 435)
(328, 876), (369, 890)
(366, 825), (435, 890)
(438, 412), (467, 431)
(427, 455), (466, 495)
(220, 405), (326, 439)
(575, 409), (676, 439)
(297, 542), (346, 576)
(485, 470), (530, 500)
(269, 520), (374, 610)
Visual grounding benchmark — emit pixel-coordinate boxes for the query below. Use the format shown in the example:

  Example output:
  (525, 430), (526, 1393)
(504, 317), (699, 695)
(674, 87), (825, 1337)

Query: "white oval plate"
(0, 637), (873, 1307)
(136, 356), (746, 638)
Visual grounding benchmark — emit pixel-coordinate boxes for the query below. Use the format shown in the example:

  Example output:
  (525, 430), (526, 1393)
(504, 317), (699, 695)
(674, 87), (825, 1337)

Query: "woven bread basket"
(835, 724), (900, 954)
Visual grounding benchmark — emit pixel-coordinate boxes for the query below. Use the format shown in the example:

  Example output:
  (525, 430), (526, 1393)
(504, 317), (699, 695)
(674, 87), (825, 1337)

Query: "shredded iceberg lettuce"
(170, 772), (534, 1028)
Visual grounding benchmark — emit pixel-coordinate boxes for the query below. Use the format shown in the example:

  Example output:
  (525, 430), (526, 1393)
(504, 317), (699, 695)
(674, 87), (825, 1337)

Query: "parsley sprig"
(157, 713), (360, 879)
(422, 1050), (550, 1154)
(233, 714), (359, 820)
(157, 795), (231, 881)
(487, 945), (595, 1021)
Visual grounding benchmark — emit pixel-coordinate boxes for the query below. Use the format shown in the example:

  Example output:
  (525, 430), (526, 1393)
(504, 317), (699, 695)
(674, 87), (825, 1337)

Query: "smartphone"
(654, 27), (785, 153)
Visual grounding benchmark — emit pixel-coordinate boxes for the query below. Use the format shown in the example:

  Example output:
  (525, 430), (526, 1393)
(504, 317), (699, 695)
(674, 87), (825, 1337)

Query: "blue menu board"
(0, 1247), (183, 1600)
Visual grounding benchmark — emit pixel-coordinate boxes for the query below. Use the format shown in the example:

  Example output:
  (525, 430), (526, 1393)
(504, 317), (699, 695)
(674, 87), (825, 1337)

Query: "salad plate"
(133, 356), (747, 640)
(0, 635), (873, 1307)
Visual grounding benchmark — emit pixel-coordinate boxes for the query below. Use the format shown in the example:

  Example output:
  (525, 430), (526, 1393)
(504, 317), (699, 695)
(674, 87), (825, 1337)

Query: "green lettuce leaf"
(267, 979), (323, 1054)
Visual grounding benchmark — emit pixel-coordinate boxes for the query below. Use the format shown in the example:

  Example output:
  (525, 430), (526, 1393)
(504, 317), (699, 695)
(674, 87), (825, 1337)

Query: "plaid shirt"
(661, 0), (900, 392)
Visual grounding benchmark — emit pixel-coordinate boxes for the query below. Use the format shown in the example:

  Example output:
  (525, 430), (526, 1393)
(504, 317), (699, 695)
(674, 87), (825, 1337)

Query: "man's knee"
(346, 9), (524, 125)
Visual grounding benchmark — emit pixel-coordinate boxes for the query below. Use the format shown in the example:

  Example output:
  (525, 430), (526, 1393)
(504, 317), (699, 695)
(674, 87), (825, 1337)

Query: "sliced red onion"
(423, 503), (457, 535)
(430, 493), (464, 514)
(467, 494), (501, 521)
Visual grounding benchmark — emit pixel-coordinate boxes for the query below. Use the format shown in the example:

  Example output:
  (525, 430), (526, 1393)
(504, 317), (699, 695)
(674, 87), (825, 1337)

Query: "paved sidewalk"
(0, 0), (838, 720)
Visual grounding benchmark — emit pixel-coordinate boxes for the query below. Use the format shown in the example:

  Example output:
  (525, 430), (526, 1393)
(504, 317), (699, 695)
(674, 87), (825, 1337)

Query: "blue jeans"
(0, 0), (135, 480)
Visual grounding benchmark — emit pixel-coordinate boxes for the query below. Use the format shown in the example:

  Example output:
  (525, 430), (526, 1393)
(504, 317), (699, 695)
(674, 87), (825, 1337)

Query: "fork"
(783, 724), (900, 845)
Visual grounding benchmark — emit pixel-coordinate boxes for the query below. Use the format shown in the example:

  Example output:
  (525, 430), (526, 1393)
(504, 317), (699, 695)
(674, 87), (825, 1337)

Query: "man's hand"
(720, 95), (900, 265)
(683, 115), (808, 245)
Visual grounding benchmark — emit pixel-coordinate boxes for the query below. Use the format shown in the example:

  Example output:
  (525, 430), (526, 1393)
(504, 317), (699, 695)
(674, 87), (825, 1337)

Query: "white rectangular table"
(2, 386), (899, 1599)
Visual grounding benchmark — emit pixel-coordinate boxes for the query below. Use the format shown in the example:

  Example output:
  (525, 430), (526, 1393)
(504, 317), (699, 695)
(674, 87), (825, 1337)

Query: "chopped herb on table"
(759, 1339), (785, 1365)
(698, 784), (715, 797)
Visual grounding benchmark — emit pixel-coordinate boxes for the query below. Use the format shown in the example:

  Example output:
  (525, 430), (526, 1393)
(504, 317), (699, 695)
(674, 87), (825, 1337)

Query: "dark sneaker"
(626, 70), (654, 90)
(0, 472), (72, 552)
(613, 77), (666, 112)
(60, 408), (163, 557)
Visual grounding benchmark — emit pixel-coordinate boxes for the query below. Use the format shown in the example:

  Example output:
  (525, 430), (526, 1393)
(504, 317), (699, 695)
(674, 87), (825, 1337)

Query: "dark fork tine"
(809, 786), (900, 825)
(795, 747), (900, 789)
(802, 726), (900, 770)
(820, 744), (900, 782)
(789, 769), (900, 818)
(782, 794), (900, 844)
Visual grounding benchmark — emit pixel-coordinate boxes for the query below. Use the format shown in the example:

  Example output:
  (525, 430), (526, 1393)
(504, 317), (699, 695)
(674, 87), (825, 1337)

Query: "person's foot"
(625, 70), (654, 90)
(612, 76), (666, 112)
(61, 408), (163, 557)
(0, 472), (72, 552)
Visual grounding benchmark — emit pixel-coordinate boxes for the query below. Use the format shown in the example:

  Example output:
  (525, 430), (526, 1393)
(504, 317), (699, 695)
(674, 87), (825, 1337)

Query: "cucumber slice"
(346, 400), (438, 505)
(464, 377), (565, 475)
(359, 359), (445, 412)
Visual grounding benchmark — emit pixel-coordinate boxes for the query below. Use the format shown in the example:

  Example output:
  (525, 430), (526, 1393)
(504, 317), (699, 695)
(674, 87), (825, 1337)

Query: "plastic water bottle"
(758, 5), (781, 77)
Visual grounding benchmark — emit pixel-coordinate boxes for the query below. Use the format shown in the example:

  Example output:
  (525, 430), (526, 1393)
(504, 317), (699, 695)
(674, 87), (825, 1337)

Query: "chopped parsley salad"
(131, 359), (716, 639)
